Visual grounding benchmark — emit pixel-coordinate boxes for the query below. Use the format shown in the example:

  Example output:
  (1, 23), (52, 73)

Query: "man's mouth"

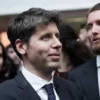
(93, 38), (100, 44)
(48, 53), (60, 60)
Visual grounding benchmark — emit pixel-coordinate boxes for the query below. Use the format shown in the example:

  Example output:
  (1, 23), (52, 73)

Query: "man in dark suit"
(68, 3), (100, 100)
(0, 7), (85, 100)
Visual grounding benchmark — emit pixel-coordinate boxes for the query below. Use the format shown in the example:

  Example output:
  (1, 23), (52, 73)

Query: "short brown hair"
(87, 3), (100, 16)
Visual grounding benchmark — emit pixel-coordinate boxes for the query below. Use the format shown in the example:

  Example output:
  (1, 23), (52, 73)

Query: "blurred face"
(21, 22), (62, 74)
(0, 46), (3, 71)
(7, 47), (21, 66)
(86, 10), (100, 54)
(79, 28), (92, 48)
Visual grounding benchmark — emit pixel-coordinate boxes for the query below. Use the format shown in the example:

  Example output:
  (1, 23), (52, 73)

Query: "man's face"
(23, 22), (62, 73)
(87, 10), (100, 54)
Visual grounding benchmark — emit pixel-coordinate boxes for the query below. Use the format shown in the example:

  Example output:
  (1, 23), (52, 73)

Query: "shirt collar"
(21, 66), (54, 91)
(96, 55), (100, 68)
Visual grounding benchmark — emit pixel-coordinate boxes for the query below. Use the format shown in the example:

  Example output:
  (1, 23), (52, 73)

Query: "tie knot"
(43, 83), (54, 94)
(43, 83), (56, 100)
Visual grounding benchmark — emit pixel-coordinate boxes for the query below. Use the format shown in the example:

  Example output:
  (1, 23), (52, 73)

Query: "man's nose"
(91, 24), (99, 35)
(52, 37), (62, 49)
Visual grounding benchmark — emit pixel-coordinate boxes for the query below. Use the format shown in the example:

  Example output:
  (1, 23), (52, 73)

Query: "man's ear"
(15, 39), (27, 55)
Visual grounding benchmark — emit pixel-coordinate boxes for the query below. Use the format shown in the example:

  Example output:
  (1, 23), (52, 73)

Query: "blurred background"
(0, 0), (100, 47)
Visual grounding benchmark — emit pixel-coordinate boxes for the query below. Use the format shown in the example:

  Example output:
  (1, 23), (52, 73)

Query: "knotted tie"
(43, 83), (56, 100)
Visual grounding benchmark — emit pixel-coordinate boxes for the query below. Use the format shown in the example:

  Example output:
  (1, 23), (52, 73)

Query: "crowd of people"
(0, 2), (100, 100)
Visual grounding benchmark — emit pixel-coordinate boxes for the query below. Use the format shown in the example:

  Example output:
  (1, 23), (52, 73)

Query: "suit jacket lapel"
(14, 72), (41, 100)
(82, 58), (99, 100)
(15, 72), (71, 100)
(54, 76), (69, 100)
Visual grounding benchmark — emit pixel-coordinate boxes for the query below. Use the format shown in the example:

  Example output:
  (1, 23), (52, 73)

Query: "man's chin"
(48, 63), (59, 70)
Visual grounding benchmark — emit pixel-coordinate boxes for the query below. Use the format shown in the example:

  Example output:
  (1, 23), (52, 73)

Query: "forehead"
(36, 22), (59, 33)
(32, 22), (60, 39)
(87, 10), (100, 24)
(28, 22), (60, 42)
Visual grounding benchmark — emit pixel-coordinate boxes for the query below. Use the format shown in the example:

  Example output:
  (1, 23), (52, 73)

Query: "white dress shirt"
(21, 67), (60, 100)
(97, 55), (100, 95)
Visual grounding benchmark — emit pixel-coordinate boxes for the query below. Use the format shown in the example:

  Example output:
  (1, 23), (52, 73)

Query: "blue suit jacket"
(0, 72), (86, 100)
(68, 58), (99, 100)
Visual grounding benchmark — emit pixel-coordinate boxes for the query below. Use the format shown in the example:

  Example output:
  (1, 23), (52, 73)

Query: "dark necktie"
(43, 83), (56, 100)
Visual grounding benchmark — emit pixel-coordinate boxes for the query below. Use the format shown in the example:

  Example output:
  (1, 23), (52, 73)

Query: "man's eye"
(41, 35), (50, 41)
(56, 34), (60, 40)
(86, 25), (92, 31)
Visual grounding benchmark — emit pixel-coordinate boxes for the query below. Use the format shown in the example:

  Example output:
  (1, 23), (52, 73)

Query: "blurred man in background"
(68, 3), (100, 100)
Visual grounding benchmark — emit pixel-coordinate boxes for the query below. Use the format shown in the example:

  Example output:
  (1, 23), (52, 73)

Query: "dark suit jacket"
(0, 71), (86, 100)
(68, 58), (100, 100)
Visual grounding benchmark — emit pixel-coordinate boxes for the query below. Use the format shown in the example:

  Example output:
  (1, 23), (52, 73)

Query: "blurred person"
(0, 43), (18, 83)
(68, 3), (100, 100)
(0, 42), (7, 83)
(0, 43), (11, 83)
(78, 23), (92, 48)
(0, 56), (18, 82)
(0, 7), (85, 100)
(55, 23), (94, 79)
(0, 43), (5, 71)
(6, 44), (22, 70)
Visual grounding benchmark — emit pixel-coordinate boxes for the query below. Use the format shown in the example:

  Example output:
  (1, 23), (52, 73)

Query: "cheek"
(36, 43), (51, 54)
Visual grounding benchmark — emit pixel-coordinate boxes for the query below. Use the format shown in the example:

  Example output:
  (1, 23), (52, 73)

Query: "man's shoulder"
(70, 58), (96, 74)
(54, 76), (80, 89)
(0, 78), (23, 100)
(67, 58), (96, 81)
(0, 79), (17, 91)
(54, 76), (85, 99)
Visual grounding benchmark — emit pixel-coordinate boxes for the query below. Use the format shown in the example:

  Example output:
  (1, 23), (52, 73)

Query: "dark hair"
(59, 23), (93, 67)
(0, 56), (18, 83)
(0, 43), (6, 63)
(87, 3), (100, 17)
(7, 7), (62, 59)
(5, 44), (12, 52)
(59, 23), (77, 40)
